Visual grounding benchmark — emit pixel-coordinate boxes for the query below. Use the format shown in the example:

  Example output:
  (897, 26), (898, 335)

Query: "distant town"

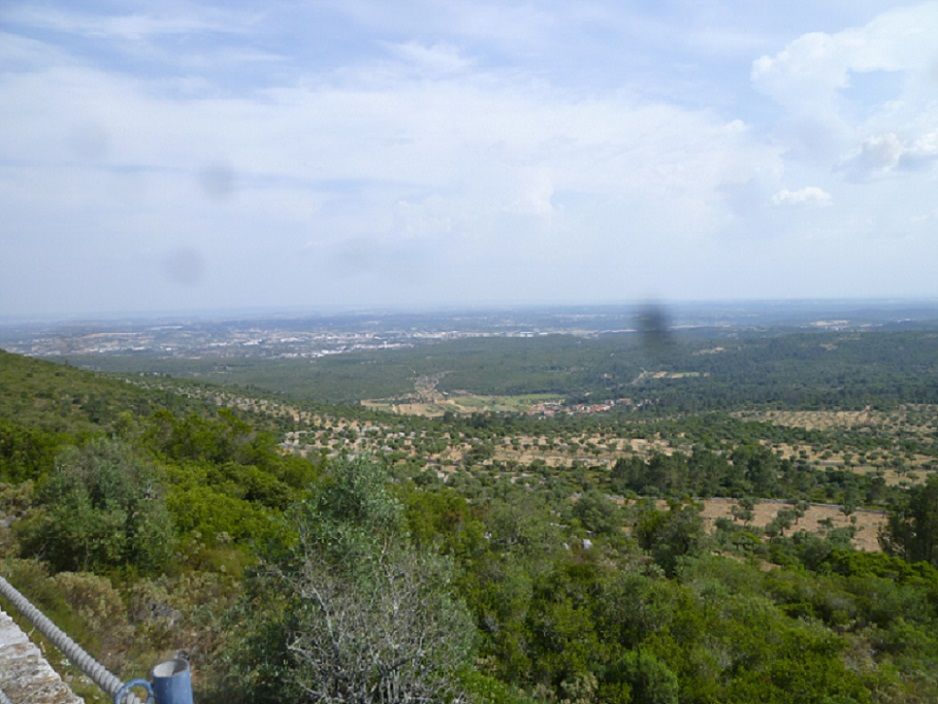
(3, 300), (934, 363)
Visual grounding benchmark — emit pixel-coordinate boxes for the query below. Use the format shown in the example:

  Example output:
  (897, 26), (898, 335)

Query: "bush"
(224, 456), (476, 704)
(0, 420), (65, 482)
(17, 439), (174, 573)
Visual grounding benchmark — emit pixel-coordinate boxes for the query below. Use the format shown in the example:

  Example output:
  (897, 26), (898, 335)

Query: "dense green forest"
(67, 328), (938, 410)
(1, 348), (938, 703)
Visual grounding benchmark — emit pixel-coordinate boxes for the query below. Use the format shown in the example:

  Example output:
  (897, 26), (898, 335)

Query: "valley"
(2, 304), (938, 703)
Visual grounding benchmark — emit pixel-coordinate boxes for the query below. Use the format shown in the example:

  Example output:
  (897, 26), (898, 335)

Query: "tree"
(573, 490), (620, 535)
(731, 500), (754, 525)
(882, 474), (938, 566)
(609, 650), (678, 704)
(635, 501), (705, 577)
(226, 456), (475, 704)
(0, 420), (63, 482)
(766, 508), (799, 538)
(732, 444), (778, 497)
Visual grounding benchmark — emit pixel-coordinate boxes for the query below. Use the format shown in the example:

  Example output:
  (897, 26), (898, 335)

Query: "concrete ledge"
(0, 609), (83, 704)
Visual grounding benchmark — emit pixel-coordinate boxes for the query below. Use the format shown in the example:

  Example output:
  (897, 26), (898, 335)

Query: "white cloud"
(752, 3), (938, 101)
(0, 37), (782, 312)
(324, 0), (559, 53)
(510, 168), (555, 220)
(4, 2), (938, 313)
(840, 131), (903, 178)
(902, 130), (938, 168)
(771, 186), (832, 207)
(752, 2), (938, 171)
(841, 129), (938, 179)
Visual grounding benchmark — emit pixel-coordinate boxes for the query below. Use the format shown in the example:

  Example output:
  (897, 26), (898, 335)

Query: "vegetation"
(69, 328), (938, 410)
(881, 475), (938, 566)
(226, 457), (475, 704)
(17, 439), (174, 574)
(0, 342), (937, 703)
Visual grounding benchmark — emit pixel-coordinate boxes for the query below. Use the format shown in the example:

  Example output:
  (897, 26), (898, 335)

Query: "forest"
(67, 327), (938, 411)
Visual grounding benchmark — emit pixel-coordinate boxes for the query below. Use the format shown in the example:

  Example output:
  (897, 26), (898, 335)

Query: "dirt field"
(740, 409), (879, 429)
(698, 498), (885, 552)
(769, 441), (933, 485)
(362, 392), (563, 417)
(159, 382), (899, 556)
(738, 405), (938, 434)
(619, 497), (885, 552)
(633, 370), (709, 382)
(492, 435), (678, 468)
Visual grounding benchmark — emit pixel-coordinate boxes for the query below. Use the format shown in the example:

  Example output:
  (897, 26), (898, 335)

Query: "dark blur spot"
(198, 162), (236, 200)
(162, 247), (205, 286)
(67, 122), (109, 160)
(635, 302), (674, 357)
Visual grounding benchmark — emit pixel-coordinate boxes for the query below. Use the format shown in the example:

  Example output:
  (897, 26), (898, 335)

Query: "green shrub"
(17, 439), (174, 574)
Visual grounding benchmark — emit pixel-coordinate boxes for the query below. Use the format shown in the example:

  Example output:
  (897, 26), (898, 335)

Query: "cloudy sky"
(2, 1), (938, 317)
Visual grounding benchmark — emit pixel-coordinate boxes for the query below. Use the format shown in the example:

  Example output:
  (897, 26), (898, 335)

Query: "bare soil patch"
(699, 498), (885, 552)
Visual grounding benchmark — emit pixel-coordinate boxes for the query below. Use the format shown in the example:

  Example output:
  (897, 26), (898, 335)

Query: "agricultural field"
(127, 373), (921, 556)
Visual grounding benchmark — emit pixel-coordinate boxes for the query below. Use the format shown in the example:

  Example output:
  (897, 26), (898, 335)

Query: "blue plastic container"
(151, 658), (193, 704)
(114, 658), (193, 704)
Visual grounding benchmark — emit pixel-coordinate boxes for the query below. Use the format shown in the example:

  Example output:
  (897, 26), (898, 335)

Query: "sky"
(2, 1), (938, 317)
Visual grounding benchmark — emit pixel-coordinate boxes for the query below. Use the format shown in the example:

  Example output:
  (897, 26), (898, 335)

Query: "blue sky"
(1, 1), (937, 317)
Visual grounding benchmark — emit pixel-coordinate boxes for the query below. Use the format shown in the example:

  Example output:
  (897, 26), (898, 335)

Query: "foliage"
(611, 447), (897, 507)
(572, 489), (621, 535)
(224, 457), (475, 703)
(0, 419), (69, 482)
(17, 439), (174, 574)
(0, 349), (195, 433)
(634, 501), (706, 576)
(2, 349), (938, 703)
(882, 474), (938, 566)
(69, 328), (938, 411)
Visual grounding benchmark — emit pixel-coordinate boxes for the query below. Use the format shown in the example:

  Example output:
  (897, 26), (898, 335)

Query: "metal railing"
(0, 575), (143, 704)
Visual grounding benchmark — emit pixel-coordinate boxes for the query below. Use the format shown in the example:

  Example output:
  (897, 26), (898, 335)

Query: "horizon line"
(4, 295), (938, 327)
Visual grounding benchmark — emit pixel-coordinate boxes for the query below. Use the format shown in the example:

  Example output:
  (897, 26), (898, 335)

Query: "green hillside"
(0, 349), (197, 433)
(1, 350), (937, 703)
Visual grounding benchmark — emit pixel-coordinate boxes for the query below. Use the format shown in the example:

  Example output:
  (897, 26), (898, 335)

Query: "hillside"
(0, 349), (937, 703)
(0, 349), (201, 434)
